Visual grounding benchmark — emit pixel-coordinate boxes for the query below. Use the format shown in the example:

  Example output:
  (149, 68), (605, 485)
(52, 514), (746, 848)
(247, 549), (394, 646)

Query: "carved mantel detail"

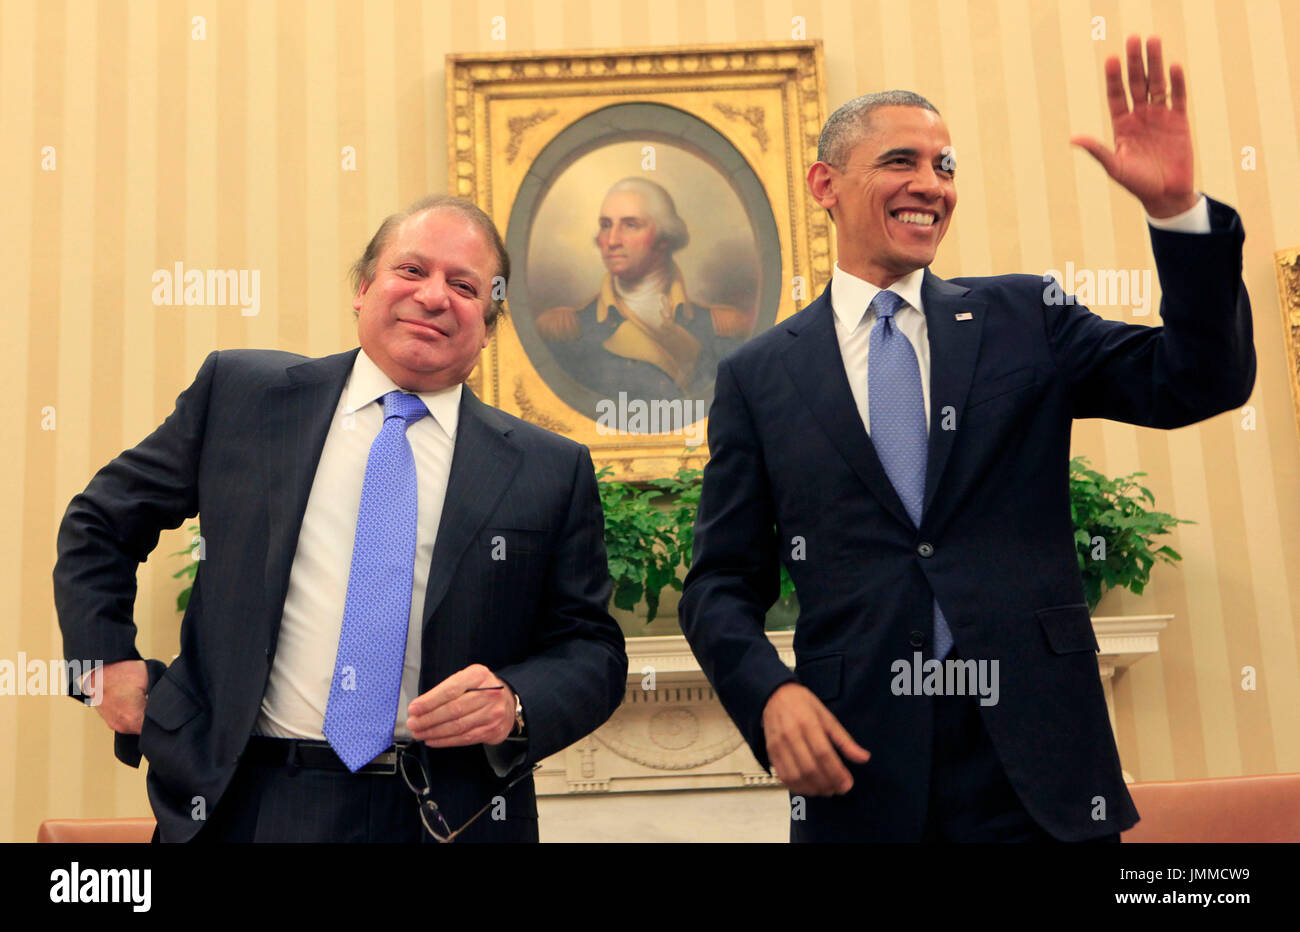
(535, 619), (1168, 795)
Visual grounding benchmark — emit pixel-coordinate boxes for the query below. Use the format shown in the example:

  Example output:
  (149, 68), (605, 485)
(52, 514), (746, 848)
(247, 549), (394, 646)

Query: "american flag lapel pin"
(954, 312), (973, 321)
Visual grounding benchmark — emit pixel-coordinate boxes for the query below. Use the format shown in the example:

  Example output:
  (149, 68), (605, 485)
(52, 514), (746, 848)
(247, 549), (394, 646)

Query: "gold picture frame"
(447, 41), (829, 479)
(1278, 246), (1300, 448)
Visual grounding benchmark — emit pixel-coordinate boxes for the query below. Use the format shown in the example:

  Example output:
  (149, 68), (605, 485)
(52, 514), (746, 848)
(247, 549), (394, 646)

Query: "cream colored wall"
(2, 0), (1297, 842)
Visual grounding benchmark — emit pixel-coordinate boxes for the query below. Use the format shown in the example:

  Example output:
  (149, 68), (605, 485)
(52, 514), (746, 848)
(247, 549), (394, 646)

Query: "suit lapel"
(781, 290), (914, 529)
(263, 349), (359, 624)
(420, 388), (522, 629)
(920, 271), (987, 517)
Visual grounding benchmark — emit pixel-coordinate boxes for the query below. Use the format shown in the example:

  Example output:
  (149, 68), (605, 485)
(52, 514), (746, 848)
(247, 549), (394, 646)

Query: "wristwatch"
(511, 692), (526, 737)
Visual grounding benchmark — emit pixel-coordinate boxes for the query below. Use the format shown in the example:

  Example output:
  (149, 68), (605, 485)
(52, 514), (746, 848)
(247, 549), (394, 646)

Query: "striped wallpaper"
(1, 0), (1297, 842)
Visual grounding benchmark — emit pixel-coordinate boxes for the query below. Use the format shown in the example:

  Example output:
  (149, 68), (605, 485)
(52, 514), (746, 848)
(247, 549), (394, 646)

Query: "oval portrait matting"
(506, 101), (782, 430)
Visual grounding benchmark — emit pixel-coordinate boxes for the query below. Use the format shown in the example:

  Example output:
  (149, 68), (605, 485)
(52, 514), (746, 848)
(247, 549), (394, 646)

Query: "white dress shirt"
(831, 265), (930, 436)
(829, 195), (1211, 437)
(254, 348), (461, 741)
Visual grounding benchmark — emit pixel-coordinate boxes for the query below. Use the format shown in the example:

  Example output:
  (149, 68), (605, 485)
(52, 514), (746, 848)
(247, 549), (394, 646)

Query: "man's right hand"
(86, 659), (149, 735)
(762, 682), (871, 796)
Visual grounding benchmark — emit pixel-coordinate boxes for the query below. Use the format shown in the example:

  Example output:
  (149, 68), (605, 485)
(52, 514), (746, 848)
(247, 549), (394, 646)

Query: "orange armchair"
(1123, 772), (1300, 842)
(37, 818), (156, 843)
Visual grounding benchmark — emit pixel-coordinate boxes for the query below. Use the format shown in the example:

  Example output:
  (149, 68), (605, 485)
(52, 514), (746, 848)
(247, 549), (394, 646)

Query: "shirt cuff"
(483, 737), (528, 778)
(1146, 194), (1210, 233)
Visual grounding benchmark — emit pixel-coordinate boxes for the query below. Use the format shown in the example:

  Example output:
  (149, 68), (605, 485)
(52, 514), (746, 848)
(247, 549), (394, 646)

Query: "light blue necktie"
(323, 390), (428, 771)
(867, 290), (955, 661)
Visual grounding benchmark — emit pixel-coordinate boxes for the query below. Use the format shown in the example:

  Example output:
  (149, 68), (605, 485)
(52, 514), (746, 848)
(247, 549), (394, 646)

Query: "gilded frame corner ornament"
(1277, 246), (1300, 447)
(447, 41), (829, 480)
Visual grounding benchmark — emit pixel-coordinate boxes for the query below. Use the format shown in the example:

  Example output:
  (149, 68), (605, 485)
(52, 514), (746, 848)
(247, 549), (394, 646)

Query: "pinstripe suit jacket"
(54, 347), (627, 842)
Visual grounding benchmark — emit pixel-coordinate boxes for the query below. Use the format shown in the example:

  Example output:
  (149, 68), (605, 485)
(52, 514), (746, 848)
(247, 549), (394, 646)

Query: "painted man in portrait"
(536, 177), (753, 409)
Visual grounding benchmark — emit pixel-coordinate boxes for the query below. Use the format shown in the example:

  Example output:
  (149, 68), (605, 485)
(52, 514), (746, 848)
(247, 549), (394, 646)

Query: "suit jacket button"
(917, 542), (934, 558)
(909, 631), (925, 648)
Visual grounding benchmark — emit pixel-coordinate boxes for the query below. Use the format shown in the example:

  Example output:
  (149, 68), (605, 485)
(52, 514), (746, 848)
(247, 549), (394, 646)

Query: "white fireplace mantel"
(535, 616), (1169, 796)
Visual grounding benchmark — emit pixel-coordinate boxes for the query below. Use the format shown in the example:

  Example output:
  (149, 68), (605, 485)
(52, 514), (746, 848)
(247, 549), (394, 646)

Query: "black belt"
(242, 736), (410, 776)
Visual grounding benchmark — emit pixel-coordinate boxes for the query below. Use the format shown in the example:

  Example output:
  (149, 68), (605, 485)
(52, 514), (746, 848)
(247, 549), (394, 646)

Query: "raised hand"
(1071, 35), (1197, 219)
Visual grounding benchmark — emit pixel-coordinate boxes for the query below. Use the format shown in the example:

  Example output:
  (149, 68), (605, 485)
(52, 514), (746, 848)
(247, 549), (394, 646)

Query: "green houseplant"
(595, 466), (701, 624)
(170, 524), (202, 611)
(1068, 455), (1189, 612)
(593, 457), (1188, 625)
(175, 458), (1187, 623)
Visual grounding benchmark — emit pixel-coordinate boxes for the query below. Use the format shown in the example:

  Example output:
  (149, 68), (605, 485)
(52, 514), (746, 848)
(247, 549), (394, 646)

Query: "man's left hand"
(1071, 35), (1197, 218)
(407, 664), (516, 748)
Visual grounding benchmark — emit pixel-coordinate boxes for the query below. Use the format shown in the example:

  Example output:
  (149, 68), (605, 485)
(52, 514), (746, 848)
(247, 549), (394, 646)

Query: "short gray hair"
(350, 194), (510, 329)
(602, 177), (690, 253)
(817, 90), (941, 168)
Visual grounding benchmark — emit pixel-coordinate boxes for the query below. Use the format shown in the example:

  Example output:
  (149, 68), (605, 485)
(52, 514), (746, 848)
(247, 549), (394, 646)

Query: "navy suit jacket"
(679, 197), (1254, 841)
(54, 347), (627, 842)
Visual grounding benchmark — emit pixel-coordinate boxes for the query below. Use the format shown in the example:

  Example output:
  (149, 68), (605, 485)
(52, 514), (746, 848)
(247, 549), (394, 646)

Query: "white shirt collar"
(830, 263), (927, 330)
(345, 347), (462, 439)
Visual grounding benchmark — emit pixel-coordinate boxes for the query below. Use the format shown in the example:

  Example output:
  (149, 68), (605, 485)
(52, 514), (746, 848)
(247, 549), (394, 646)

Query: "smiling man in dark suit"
(54, 194), (627, 843)
(680, 36), (1254, 841)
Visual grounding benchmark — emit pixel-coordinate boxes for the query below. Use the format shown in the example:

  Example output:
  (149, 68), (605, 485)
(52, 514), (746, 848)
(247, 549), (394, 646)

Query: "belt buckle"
(366, 741), (409, 776)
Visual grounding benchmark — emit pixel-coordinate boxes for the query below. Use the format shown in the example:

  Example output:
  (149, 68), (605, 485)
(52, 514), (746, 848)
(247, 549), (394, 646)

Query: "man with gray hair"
(682, 36), (1254, 842)
(55, 194), (627, 842)
(538, 177), (751, 408)
(815, 89), (939, 170)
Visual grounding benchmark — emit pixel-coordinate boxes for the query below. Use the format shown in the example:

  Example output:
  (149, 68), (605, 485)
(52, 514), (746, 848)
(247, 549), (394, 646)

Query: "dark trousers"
(920, 653), (1119, 844)
(190, 750), (423, 843)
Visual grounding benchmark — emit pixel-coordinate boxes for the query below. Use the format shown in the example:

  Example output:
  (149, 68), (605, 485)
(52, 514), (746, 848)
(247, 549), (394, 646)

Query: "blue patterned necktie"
(867, 290), (955, 660)
(323, 390), (428, 771)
